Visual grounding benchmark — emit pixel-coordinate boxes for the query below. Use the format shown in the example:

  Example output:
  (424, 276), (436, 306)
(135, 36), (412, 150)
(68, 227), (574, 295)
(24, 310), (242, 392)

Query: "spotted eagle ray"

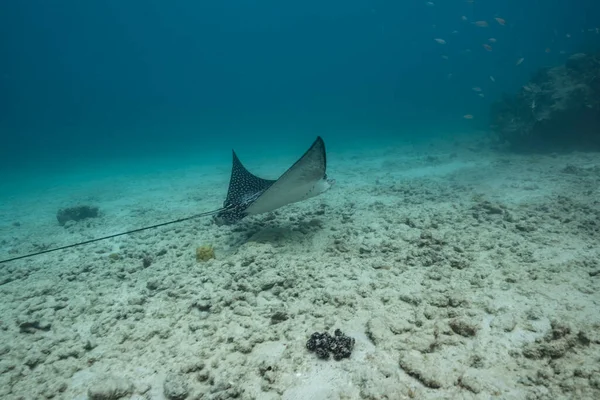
(0, 136), (334, 264)
(215, 136), (334, 224)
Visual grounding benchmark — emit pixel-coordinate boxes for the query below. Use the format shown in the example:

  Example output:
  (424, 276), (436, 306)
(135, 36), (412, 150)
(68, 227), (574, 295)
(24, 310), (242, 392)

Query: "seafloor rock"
(18, 319), (51, 334)
(398, 350), (443, 389)
(522, 319), (582, 359)
(306, 329), (355, 360)
(163, 373), (189, 400)
(449, 317), (479, 337)
(490, 52), (600, 152)
(56, 205), (99, 226)
(87, 376), (133, 400)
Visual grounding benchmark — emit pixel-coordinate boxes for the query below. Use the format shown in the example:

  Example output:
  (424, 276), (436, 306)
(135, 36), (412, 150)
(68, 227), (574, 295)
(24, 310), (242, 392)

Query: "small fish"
(463, 114), (474, 119)
(516, 57), (525, 65)
(473, 21), (488, 27)
(478, 93), (485, 98)
(434, 38), (446, 44)
(489, 76), (495, 82)
(483, 44), (492, 51)
(545, 48), (551, 53)
(566, 33), (571, 38)
(472, 87), (482, 92)
(494, 17), (506, 26)
(569, 53), (586, 59)
(441, 55), (449, 60)
(461, 16), (468, 21)
(488, 38), (497, 43)
(426, 1), (435, 6)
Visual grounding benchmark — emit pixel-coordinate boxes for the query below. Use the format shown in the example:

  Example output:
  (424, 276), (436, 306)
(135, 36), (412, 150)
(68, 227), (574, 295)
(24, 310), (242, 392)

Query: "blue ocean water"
(0, 0), (599, 177)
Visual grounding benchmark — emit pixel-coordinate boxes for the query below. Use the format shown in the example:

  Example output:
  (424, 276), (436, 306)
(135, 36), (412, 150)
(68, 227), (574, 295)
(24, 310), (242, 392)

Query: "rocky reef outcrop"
(56, 205), (99, 226)
(491, 52), (600, 152)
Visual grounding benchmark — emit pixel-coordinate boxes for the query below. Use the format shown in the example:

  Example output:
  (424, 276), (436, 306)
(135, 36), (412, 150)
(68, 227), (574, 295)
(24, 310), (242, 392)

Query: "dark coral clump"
(56, 205), (99, 226)
(490, 52), (600, 152)
(306, 329), (355, 360)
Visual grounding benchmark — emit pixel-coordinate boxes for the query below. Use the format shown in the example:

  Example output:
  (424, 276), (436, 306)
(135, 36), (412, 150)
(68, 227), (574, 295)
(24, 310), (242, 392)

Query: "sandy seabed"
(0, 136), (599, 400)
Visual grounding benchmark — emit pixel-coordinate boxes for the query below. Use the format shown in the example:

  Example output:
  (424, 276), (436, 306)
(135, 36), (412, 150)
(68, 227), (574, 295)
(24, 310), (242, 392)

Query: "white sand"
(0, 136), (599, 400)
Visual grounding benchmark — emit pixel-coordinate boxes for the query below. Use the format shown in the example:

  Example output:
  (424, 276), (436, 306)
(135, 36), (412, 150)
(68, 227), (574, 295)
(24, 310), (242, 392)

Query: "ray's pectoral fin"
(244, 137), (333, 215)
(214, 136), (334, 225)
(213, 149), (276, 225)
